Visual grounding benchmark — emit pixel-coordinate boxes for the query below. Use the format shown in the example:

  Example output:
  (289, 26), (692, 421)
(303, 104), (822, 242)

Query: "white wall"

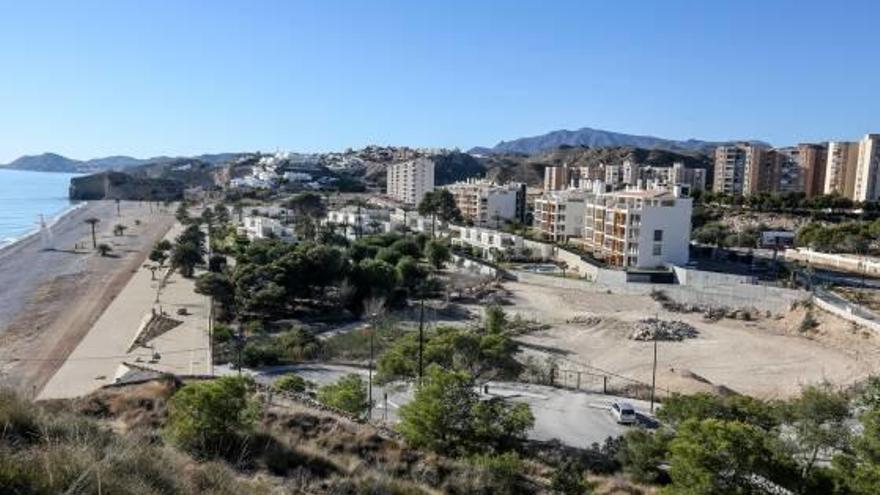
(634, 201), (691, 268)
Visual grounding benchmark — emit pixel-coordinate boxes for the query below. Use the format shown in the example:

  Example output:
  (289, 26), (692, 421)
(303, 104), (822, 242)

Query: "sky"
(0, 0), (878, 162)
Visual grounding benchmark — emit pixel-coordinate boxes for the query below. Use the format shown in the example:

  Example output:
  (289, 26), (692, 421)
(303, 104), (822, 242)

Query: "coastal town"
(3, 2), (880, 493)
(0, 130), (879, 493)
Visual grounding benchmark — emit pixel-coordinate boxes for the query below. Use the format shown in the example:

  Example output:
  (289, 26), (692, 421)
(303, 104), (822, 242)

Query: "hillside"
(1, 152), (244, 173)
(471, 126), (765, 155)
(480, 145), (713, 187)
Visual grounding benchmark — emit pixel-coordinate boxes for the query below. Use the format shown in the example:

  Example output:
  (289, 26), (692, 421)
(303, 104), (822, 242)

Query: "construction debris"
(630, 318), (699, 342)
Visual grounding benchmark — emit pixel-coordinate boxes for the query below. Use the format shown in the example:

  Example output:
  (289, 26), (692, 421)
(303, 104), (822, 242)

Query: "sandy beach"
(0, 200), (174, 396)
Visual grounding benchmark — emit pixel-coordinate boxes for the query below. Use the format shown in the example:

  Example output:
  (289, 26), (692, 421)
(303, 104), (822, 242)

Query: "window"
(652, 244), (662, 256)
(653, 229), (663, 242)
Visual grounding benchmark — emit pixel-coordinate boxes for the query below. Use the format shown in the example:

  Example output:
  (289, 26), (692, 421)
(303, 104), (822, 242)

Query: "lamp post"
(367, 311), (378, 420)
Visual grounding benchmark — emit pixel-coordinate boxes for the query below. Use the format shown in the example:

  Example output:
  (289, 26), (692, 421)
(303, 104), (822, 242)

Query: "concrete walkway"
(39, 223), (211, 400)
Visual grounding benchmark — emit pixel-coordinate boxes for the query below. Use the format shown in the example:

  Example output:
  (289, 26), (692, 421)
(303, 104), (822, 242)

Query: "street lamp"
(367, 311), (378, 420)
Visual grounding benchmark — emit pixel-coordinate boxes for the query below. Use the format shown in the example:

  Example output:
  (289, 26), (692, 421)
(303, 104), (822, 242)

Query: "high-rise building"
(714, 144), (750, 195)
(824, 141), (860, 198)
(799, 143), (828, 198)
(544, 165), (574, 191)
(742, 145), (776, 195)
(444, 179), (526, 227)
(386, 157), (435, 205)
(854, 134), (880, 202)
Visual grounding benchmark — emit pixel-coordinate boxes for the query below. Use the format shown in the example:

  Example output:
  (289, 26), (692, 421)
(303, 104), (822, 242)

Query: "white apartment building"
(533, 190), (586, 242)
(451, 226), (526, 261)
(824, 141), (860, 198)
(386, 157), (435, 205)
(581, 185), (692, 269)
(854, 134), (880, 202)
(444, 179), (526, 227)
(324, 206), (391, 238)
(239, 216), (297, 243)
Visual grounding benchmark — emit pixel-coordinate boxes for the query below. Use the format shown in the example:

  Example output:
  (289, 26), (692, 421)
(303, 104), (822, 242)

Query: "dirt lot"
(509, 280), (880, 399)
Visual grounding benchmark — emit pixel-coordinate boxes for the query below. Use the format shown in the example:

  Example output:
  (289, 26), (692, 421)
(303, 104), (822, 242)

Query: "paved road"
(222, 363), (658, 449)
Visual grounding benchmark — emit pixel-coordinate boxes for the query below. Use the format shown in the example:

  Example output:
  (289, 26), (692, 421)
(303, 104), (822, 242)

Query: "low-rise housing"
(451, 226), (525, 261)
(239, 215), (297, 243)
(324, 206), (391, 238)
(444, 179), (526, 227)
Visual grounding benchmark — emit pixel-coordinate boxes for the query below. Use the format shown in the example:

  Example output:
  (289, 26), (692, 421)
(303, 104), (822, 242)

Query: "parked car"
(610, 401), (637, 425)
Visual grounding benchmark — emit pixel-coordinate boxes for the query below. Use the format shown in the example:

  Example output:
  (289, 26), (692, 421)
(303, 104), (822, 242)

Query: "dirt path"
(0, 201), (174, 395)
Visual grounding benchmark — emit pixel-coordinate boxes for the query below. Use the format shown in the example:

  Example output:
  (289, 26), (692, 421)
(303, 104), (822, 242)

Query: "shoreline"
(0, 201), (177, 394)
(0, 201), (87, 254)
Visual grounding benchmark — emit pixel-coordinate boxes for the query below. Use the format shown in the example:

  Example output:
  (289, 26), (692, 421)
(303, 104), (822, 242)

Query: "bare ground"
(509, 280), (880, 399)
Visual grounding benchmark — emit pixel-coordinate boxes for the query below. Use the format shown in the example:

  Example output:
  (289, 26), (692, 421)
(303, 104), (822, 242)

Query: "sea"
(0, 169), (80, 248)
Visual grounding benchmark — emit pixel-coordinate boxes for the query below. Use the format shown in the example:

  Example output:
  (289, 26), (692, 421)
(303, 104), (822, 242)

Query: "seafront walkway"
(39, 222), (211, 400)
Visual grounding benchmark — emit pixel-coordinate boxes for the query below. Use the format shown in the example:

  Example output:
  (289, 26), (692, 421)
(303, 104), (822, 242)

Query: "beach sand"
(0, 200), (174, 396)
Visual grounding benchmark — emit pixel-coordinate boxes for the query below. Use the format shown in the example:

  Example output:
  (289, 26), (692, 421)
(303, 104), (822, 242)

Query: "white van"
(610, 401), (637, 425)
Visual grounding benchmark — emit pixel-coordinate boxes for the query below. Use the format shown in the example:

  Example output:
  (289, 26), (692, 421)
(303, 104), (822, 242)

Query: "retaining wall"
(813, 295), (880, 333)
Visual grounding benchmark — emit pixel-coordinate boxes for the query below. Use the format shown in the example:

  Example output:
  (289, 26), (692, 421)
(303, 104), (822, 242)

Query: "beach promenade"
(0, 201), (176, 395)
(39, 222), (211, 400)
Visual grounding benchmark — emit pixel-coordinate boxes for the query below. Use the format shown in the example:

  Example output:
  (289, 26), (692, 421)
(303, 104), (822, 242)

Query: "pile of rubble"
(630, 318), (699, 342)
(565, 315), (602, 326)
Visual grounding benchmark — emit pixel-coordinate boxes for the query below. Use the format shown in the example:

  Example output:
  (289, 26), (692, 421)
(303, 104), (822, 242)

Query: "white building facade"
(386, 157), (435, 205)
(533, 190), (586, 242)
(444, 179), (526, 227)
(581, 185), (692, 269)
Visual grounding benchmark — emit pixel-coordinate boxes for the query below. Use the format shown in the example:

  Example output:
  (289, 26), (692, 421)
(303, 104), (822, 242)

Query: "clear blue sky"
(0, 0), (878, 162)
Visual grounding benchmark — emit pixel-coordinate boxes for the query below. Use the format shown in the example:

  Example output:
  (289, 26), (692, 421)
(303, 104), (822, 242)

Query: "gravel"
(630, 318), (699, 342)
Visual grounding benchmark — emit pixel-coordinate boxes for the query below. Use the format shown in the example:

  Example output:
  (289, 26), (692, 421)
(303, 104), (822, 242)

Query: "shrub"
(470, 452), (525, 495)
(163, 376), (260, 459)
(317, 374), (368, 415)
(212, 323), (235, 344)
(276, 327), (323, 361)
(274, 373), (310, 394)
(241, 342), (282, 368)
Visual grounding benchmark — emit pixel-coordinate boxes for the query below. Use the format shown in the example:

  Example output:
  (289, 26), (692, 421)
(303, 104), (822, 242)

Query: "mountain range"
(469, 126), (768, 155)
(0, 152), (244, 173)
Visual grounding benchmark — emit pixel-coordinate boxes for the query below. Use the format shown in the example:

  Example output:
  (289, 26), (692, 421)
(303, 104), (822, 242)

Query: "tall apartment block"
(854, 134), (880, 202)
(544, 165), (572, 191)
(444, 179), (526, 227)
(386, 157), (435, 205)
(716, 142), (826, 197)
(713, 144), (749, 194)
(798, 143), (828, 198)
(824, 141), (860, 198)
(581, 184), (692, 269)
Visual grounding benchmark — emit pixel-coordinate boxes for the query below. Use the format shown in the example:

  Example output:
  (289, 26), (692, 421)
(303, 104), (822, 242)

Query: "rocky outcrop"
(69, 171), (185, 201)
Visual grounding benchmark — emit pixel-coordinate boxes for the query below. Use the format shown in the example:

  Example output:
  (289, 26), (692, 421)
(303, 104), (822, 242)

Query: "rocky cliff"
(69, 171), (185, 201)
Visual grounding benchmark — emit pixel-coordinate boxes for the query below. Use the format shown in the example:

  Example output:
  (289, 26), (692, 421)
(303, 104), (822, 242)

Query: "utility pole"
(650, 335), (658, 414)
(368, 324), (374, 420)
(418, 296), (425, 386)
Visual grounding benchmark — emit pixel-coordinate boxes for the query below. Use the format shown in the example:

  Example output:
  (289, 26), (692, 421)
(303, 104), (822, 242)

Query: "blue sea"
(0, 169), (80, 248)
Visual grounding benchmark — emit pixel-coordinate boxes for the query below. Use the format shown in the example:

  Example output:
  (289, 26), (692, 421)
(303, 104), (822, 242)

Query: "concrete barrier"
(813, 295), (880, 333)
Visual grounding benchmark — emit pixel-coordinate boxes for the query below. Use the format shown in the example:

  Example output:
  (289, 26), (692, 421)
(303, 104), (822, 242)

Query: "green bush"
(470, 452), (526, 495)
(212, 323), (235, 344)
(317, 374), (368, 415)
(276, 327), (323, 361)
(241, 342), (282, 368)
(163, 376), (260, 459)
(274, 373), (310, 394)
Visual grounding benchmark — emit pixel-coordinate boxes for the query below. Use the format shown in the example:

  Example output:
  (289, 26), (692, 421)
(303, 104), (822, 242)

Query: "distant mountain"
(2, 153), (83, 173)
(1, 152), (245, 173)
(479, 145), (713, 187)
(470, 127), (768, 155)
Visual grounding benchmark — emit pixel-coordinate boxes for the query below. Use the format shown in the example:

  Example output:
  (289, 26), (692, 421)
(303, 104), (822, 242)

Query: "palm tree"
(84, 217), (100, 248)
